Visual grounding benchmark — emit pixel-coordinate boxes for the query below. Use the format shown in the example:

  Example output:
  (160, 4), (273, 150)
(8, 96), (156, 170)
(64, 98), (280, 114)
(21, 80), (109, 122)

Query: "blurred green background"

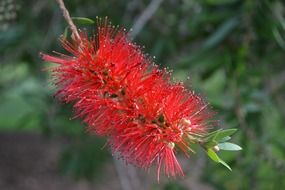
(0, 0), (285, 189)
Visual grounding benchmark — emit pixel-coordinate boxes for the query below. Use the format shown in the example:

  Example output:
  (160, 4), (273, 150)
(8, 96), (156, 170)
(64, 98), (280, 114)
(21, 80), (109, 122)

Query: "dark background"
(0, 0), (285, 189)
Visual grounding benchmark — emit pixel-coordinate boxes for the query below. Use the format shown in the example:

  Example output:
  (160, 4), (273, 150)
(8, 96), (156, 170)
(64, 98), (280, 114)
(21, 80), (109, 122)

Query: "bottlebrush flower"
(42, 17), (214, 180)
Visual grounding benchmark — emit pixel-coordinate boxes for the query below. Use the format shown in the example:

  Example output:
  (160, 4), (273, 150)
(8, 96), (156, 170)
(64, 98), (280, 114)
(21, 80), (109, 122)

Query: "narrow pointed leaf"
(204, 140), (218, 149)
(218, 142), (242, 151)
(203, 17), (239, 49)
(207, 148), (232, 171)
(207, 148), (219, 162)
(206, 129), (222, 136)
(72, 17), (95, 25)
(207, 128), (237, 142)
(218, 158), (232, 171)
(219, 136), (231, 142)
(215, 129), (237, 140)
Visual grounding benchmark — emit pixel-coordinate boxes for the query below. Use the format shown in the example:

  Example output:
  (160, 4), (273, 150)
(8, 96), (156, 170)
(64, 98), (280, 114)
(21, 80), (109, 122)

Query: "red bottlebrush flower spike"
(42, 17), (214, 180)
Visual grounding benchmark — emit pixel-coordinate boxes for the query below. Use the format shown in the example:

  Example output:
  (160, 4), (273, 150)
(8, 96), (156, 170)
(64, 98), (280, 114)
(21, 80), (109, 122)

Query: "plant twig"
(55, 0), (81, 42)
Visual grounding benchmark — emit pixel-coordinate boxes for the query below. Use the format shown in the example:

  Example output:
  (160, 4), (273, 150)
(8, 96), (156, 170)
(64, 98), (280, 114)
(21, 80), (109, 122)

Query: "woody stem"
(55, 0), (81, 42)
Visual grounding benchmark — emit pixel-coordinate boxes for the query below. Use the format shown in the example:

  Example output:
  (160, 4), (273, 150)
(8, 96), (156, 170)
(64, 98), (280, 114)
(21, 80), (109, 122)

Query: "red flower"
(42, 18), (214, 180)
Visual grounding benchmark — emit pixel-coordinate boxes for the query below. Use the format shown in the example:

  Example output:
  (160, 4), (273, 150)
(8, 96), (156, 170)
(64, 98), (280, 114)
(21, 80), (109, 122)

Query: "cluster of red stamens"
(42, 17), (214, 180)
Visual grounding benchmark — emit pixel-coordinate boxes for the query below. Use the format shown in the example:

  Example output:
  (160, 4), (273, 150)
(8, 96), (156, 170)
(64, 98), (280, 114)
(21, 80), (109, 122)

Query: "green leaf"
(219, 136), (231, 142)
(62, 17), (95, 38)
(207, 128), (237, 142)
(207, 149), (232, 171)
(215, 129), (237, 141)
(218, 158), (232, 171)
(206, 129), (222, 136)
(204, 140), (218, 149)
(203, 17), (239, 49)
(218, 142), (242, 151)
(71, 17), (95, 25)
(207, 148), (220, 162)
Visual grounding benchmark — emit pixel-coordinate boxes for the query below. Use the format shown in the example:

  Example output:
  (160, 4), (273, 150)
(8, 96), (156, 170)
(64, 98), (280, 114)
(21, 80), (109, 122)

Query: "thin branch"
(55, 0), (81, 42)
(129, 0), (164, 39)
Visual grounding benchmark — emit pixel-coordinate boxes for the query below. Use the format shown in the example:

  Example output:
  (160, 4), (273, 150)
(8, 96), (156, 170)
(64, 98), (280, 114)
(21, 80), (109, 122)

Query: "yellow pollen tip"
(167, 142), (175, 149)
(181, 118), (191, 126)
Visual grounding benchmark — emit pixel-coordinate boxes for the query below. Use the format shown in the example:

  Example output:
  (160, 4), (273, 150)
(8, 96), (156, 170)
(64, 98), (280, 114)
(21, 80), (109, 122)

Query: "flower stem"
(55, 0), (81, 42)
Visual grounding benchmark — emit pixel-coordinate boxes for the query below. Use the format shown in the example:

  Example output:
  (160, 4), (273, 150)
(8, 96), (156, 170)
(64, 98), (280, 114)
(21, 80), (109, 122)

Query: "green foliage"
(71, 17), (95, 25)
(206, 129), (237, 142)
(163, 182), (187, 190)
(58, 136), (110, 180)
(218, 142), (242, 151)
(207, 148), (232, 171)
(201, 128), (241, 170)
